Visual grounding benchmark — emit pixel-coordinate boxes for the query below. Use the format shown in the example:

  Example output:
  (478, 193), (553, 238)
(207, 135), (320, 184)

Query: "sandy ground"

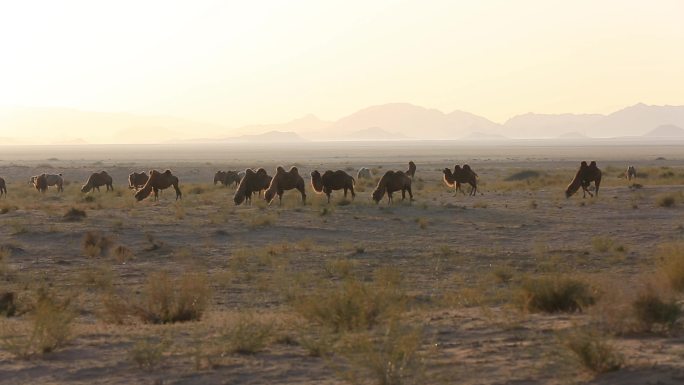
(0, 142), (683, 384)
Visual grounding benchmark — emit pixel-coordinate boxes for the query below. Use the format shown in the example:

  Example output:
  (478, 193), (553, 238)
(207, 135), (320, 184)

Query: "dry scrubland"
(1, 143), (684, 385)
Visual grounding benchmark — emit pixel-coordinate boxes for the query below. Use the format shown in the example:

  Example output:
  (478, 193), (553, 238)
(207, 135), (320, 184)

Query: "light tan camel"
(264, 166), (306, 205)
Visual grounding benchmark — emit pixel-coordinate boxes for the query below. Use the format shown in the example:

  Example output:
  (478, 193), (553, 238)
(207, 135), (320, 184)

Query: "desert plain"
(1, 141), (684, 385)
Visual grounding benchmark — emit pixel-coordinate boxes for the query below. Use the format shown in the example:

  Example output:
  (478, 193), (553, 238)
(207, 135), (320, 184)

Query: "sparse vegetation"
(130, 337), (172, 370)
(561, 328), (623, 374)
(518, 276), (596, 313)
(134, 272), (211, 324)
(82, 231), (112, 258)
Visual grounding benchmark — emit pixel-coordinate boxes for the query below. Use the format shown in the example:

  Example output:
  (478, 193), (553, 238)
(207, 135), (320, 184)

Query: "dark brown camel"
(265, 166), (306, 205)
(442, 164), (478, 196)
(214, 170), (241, 187)
(233, 168), (272, 205)
(128, 172), (149, 190)
(565, 161), (602, 198)
(134, 170), (182, 201)
(372, 170), (413, 204)
(406, 161), (417, 178)
(310, 170), (355, 203)
(81, 171), (113, 193)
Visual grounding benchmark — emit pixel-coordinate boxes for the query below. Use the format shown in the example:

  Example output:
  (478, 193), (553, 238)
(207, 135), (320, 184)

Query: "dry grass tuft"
(657, 243), (684, 292)
(340, 322), (426, 385)
(518, 275), (596, 313)
(135, 272), (211, 324)
(632, 288), (681, 332)
(63, 207), (87, 221)
(0, 286), (75, 358)
(129, 337), (172, 370)
(82, 231), (112, 258)
(293, 271), (406, 333)
(561, 327), (623, 374)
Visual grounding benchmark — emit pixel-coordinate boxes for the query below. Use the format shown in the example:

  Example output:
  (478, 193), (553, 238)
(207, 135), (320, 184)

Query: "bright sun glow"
(1, 0), (684, 141)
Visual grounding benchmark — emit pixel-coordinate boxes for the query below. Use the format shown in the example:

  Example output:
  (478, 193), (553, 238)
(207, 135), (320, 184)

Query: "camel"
(372, 170), (413, 204)
(406, 161), (417, 178)
(565, 161), (602, 198)
(310, 170), (355, 203)
(626, 166), (637, 181)
(134, 170), (182, 201)
(33, 173), (63, 193)
(81, 171), (113, 193)
(128, 172), (149, 190)
(233, 168), (272, 205)
(357, 167), (372, 180)
(214, 170), (241, 187)
(264, 166), (306, 205)
(0, 177), (6, 197)
(443, 164), (478, 196)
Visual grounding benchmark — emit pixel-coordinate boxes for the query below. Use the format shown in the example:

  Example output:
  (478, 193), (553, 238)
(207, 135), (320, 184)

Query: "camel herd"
(0, 161), (639, 204)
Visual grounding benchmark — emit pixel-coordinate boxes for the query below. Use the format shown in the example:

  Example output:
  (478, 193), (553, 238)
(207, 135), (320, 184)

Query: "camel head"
(310, 170), (323, 193)
(264, 187), (276, 203)
(80, 183), (91, 193)
(214, 171), (225, 185)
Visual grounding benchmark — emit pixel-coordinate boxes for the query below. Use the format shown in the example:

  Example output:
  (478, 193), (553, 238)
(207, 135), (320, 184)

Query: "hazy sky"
(2, 0), (684, 126)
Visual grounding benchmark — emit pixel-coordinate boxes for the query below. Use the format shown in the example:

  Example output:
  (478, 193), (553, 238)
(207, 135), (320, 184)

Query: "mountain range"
(1, 103), (684, 144)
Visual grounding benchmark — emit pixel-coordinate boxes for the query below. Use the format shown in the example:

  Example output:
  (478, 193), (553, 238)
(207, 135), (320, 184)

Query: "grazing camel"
(134, 170), (182, 201)
(565, 161), (602, 198)
(0, 177), (6, 197)
(357, 167), (372, 180)
(34, 173), (63, 193)
(233, 168), (272, 205)
(81, 171), (113, 193)
(406, 161), (417, 178)
(310, 170), (355, 203)
(442, 165), (478, 196)
(372, 170), (413, 204)
(214, 170), (241, 187)
(265, 166), (306, 205)
(128, 172), (149, 190)
(626, 166), (637, 181)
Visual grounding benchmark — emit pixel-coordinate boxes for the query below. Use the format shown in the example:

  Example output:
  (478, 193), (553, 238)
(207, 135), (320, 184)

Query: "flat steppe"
(1, 142), (683, 385)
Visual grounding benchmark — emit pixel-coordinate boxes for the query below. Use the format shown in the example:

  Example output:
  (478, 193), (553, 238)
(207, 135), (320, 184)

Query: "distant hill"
(3, 102), (684, 143)
(503, 103), (684, 138)
(329, 103), (499, 139)
(643, 124), (684, 137)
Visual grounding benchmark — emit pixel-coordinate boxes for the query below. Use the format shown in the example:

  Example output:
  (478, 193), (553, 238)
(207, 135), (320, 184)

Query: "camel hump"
(245, 168), (256, 176)
(276, 166), (286, 173)
(580, 161), (588, 167)
(310, 170), (320, 177)
(289, 166), (299, 175)
(164, 169), (172, 175)
(589, 161), (597, 167)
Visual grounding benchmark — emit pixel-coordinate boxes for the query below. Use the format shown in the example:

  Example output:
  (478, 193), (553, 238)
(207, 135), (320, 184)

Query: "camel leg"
(402, 189), (406, 201)
(327, 192), (331, 204)
(387, 192), (393, 205)
(174, 183), (182, 200)
(595, 179), (601, 197)
(408, 186), (414, 201)
(351, 186), (355, 200)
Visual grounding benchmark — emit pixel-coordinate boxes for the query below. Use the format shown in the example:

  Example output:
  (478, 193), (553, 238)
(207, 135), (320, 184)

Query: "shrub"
(591, 236), (614, 253)
(658, 243), (684, 292)
(113, 245), (134, 264)
(82, 231), (112, 258)
(64, 207), (87, 221)
(218, 313), (273, 355)
(656, 194), (677, 208)
(340, 322), (425, 385)
(294, 273), (405, 333)
(134, 272), (211, 324)
(505, 170), (541, 181)
(129, 337), (172, 370)
(632, 289), (681, 332)
(562, 328), (623, 374)
(518, 276), (596, 313)
(0, 287), (75, 358)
